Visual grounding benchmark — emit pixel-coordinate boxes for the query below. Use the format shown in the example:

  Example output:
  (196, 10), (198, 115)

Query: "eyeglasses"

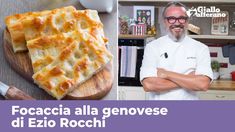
(164, 16), (188, 24)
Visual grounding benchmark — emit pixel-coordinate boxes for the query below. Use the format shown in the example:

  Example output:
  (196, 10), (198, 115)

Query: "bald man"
(140, 2), (213, 100)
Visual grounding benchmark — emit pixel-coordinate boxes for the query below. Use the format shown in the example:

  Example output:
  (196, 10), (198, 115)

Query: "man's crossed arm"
(142, 68), (211, 92)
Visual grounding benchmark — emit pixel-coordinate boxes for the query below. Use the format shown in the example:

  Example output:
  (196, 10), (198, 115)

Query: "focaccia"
(27, 33), (74, 73)
(22, 9), (107, 46)
(5, 12), (34, 52)
(5, 6), (112, 100)
(75, 10), (108, 46)
(5, 6), (76, 52)
(31, 30), (112, 99)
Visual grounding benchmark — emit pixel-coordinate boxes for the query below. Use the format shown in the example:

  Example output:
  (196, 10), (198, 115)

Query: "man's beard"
(167, 25), (186, 42)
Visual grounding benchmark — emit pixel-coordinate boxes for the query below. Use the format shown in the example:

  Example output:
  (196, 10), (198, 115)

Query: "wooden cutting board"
(3, 29), (113, 100)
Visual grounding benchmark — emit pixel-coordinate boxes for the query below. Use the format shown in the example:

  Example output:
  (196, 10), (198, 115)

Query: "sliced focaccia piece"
(5, 12), (36, 52)
(27, 24), (107, 73)
(22, 6), (76, 41)
(4, 6), (76, 52)
(75, 10), (108, 46)
(22, 9), (107, 46)
(27, 33), (75, 73)
(32, 30), (112, 99)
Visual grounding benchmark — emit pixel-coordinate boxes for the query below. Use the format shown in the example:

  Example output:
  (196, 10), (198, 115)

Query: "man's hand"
(142, 68), (209, 93)
(141, 68), (179, 92)
(157, 68), (210, 91)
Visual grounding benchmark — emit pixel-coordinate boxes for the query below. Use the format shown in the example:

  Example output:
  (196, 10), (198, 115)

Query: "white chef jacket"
(140, 35), (213, 100)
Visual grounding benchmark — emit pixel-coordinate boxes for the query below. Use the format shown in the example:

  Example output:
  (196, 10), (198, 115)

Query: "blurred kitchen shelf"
(189, 35), (235, 40)
(188, 35), (235, 43)
(119, 34), (235, 43)
(119, 0), (235, 6)
(119, 0), (235, 3)
(119, 34), (156, 39)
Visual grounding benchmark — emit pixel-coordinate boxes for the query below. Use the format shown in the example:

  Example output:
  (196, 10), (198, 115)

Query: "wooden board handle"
(5, 86), (35, 100)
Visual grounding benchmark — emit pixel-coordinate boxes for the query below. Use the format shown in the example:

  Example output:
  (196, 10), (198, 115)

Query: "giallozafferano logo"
(186, 6), (227, 17)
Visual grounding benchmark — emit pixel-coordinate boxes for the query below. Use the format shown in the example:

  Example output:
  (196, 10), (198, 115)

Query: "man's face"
(164, 6), (188, 41)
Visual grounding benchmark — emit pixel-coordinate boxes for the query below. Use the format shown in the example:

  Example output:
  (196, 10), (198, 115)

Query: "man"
(140, 2), (213, 100)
